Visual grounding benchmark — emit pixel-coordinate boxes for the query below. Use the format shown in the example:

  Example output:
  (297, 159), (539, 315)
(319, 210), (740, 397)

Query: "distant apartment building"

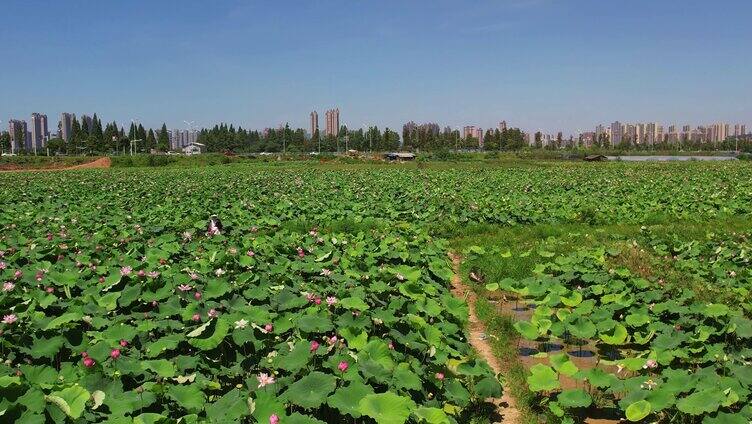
(462, 126), (483, 141)
(595, 125), (607, 143)
(60, 113), (75, 142)
(610, 121), (623, 145)
(324, 108), (340, 137)
(30, 113), (49, 152)
(580, 131), (595, 147)
(309, 111), (319, 137)
(707, 122), (728, 143)
(170, 129), (198, 149)
(498, 120), (507, 132)
(8, 119), (28, 153)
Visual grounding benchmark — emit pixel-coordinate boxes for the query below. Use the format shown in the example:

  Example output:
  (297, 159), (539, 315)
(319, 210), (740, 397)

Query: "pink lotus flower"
(120, 266), (132, 276)
(0, 262), (5, 270)
(2, 282), (15, 292)
(81, 351), (89, 358)
(644, 359), (658, 369)
(189, 272), (200, 280)
(207, 221), (221, 236)
(120, 339), (128, 347)
(178, 284), (193, 292)
(314, 297), (321, 305)
(191, 313), (201, 322)
(435, 372), (445, 381)
(147, 271), (160, 278)
(250, 226), (258, 233)
(13, 270), (22, 279)
(326, 296), (337, 306)
(110, 349), (121, 359)
(320, 268), (332, 277)
(194, 292), (202, 300)
(297, 247), (305, 258)
(327, 335), (338, 345)
(83, 357), (95, 368)
(310, 340), (320, 352)
(306, 293), (316, 302)
(338, 361), (349, 372)
(269, 414), (279, 424)
(2, 314), (17, 324)
(208, 309), (219, 318)
(264, 323), (273, 333)
(257, 372), (276, 388)
(388, 341), (395, 350)
(45, 286), (54, 293)
(246, 250), (255, 257)
(98, 276), (105, 284)
(137, 270), (146, 278)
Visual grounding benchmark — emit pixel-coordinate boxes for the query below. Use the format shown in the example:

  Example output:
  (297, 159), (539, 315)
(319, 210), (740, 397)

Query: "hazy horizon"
(2, 0), (750, 135)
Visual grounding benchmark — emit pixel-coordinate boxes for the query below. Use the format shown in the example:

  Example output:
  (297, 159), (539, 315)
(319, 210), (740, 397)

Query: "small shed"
(182, 142), (206, 156)
(584, 154), (607, 162)
(384, 152), (416, 161)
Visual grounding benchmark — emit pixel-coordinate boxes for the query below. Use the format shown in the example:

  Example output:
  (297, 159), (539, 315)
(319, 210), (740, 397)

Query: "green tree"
(157, 123), (170, 151)
(0, 132), (11, 153)
(46, 137), (65, 155)
(146, 129), (157, 152)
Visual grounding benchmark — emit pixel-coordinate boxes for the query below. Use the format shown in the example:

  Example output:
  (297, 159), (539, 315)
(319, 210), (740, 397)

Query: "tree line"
(197, 124), (402, 153)
(402, 126), (527, 151)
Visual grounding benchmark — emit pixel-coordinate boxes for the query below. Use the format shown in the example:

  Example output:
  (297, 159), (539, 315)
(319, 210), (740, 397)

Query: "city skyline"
(4, 108), (750, 136)
(1, 1), (750, 135)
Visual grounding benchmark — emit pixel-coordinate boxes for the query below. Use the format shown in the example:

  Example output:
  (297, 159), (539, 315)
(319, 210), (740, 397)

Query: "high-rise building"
(734, 124), (742, 137)
(310, 111), (319, 137)
(8, 119), (28, 153)
(30, 113), (49, 152)
(324, 108), (339, 137)
(708, 122), (728, 143)
(625, 124), (637, 143)
(741, 125), (747, 136)
(170, 129), (198, 149)
(610, 121), (623, 145)
(644, 123), (655, 145)
(498, 121), (507, 132)
(60, 113), (75, 142)
(462, 126), (483, 145)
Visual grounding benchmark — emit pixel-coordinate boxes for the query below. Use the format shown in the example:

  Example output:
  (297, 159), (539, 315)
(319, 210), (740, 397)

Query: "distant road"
(607, 155), (737, 162)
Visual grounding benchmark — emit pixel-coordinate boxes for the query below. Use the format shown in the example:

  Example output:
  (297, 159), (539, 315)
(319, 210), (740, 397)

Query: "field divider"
(449, 252), (521, 424)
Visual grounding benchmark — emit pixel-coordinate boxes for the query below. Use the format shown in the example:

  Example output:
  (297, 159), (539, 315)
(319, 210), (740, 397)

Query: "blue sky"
(2, 0), (750, 135)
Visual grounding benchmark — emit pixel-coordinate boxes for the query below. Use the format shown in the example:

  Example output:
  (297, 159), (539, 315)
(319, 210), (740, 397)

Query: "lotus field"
(0, 162), (751, 423)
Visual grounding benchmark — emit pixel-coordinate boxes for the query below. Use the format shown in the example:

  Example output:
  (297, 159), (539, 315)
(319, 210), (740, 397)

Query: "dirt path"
(449, 253), (521, 424)
(0, 157), (111, 172)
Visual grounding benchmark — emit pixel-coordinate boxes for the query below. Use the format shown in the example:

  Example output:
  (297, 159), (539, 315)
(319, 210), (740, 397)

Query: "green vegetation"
(457, 219), (752, 423)
(0, 155), (94, 170)
(0, 161), (750, 423)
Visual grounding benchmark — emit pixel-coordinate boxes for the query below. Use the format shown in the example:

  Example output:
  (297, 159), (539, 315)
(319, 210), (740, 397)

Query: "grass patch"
(474, 295), (548, 424)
